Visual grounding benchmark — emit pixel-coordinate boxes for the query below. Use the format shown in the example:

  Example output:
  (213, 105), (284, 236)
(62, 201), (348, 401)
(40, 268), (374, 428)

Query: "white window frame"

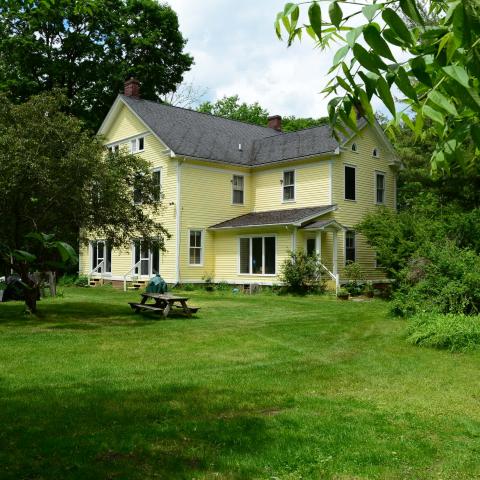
(351, 143), (358, 153)
(131, 136), (145, 154)
(237, 235), (277, 276)
(232, 175), (244, 205)
(375, 171), (386, 205)
(372, 147), (379, 158)
(344, 230), (356, 265)
(344, 163), (357, 201)
(90, 240), (112, 275)
(188, 229), (204, 267)
(282, 169), (295, 203)
(152, 167), (162, 202)
(131, 240), (161, 277)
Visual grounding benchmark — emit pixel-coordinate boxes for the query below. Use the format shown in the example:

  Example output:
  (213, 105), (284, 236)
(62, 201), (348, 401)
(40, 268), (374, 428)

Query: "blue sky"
(172, 0), (338, 118)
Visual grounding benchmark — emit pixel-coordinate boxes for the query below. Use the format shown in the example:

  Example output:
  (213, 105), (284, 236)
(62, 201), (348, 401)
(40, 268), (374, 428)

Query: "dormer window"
(351, 143), (357, 152)
(372, 148), (378, 157)
(131, 136), (145, 154)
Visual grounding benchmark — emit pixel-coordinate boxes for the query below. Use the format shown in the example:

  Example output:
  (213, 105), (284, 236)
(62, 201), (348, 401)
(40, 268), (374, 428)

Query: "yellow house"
(80, 79), (400, 290)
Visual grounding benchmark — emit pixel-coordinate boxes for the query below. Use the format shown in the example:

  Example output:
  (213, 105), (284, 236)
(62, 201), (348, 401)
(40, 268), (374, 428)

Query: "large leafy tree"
(0, 91), (168, 312)
(198, 95), (327, 132)
(0, 0), (193, 131)
(275, 0), (480, 172)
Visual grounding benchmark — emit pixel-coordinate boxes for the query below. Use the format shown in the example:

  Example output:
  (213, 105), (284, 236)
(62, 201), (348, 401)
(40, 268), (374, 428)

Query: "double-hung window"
(239, 236), (276, 275)
(375, 172), (385, 204)
(345, 230), (356, 264)
(232, 175), (244, 204)
(152, 168), (161, 202)
(131, 136), (145, 153)
(283, 170), (295, 201)
(189, 230), (203, 265)
(344, 165), (356, 201)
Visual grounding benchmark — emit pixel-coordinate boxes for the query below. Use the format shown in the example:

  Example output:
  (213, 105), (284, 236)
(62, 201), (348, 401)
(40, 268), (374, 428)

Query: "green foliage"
(0, 0), (193, 131)
(343, 261), (365, 296)
(197, 95), (327, 132)
(392, 243), (480, 317)
(275, 0), (480, 172)
(280, 251), (325, 293)
(0, 91), (169, 311)
(407, 313), (480, 352)
(74, 275), (89, 288)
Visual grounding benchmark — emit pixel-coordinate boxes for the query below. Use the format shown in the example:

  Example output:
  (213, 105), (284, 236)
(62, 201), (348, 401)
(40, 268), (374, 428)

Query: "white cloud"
(171, 0), (336, 117)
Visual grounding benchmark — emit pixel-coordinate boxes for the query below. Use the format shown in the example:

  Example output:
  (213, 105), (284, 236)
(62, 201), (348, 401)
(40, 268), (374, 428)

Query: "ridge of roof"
(119, 94), (282, 134)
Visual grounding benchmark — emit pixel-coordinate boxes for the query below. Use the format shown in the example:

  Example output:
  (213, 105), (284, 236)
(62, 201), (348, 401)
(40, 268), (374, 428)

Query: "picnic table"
(129, 293), (199, 318)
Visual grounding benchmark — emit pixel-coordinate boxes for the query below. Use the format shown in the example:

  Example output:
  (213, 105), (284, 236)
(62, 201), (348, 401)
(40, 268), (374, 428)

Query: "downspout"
(175, 157), (183, 285)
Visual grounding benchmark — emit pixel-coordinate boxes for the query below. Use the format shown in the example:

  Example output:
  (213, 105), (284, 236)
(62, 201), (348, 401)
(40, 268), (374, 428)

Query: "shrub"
(392, 242), (480, 316)
(406, 313), (480, 352)
(344, 261), (365, 296)
(280, 251), (326, 293)
(74, 275), (89, 287)
(57, 274), (77, 286)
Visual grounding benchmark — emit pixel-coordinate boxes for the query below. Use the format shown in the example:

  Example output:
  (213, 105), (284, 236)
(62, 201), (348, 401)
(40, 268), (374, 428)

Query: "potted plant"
(337, 287), (349, 300)
(0, 280), (6, 302)
(202, 272), (214, 292)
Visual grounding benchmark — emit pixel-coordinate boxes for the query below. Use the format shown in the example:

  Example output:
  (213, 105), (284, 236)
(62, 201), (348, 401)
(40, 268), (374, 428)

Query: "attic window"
(372, 148), (379, 157)
(131, 136), (145, 153)
(351, 143), (357, 152)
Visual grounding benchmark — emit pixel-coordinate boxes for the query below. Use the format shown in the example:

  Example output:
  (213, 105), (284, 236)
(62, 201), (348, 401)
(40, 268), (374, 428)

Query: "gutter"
(175, 157), (183, 284)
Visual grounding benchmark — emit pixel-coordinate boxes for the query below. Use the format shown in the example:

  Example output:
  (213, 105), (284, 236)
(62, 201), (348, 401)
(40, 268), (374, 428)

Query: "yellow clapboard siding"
(253, 159), (331, 212)
(331, 126), (396, 280)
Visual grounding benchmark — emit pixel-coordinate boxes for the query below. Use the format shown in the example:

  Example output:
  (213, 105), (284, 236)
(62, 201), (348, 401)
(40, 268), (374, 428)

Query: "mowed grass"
(0, 287), (479, 479)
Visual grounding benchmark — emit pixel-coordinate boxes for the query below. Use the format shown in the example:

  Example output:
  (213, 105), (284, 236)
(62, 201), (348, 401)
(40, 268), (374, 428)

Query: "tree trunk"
(24, 287), (38, 314)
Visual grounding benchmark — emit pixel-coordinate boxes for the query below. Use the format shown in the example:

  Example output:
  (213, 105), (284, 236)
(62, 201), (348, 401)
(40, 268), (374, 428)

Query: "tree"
(275, 0), (480, 172)
(198, 95), (327, 131)
(0, 91), (168, 312)
(0, 0), (193, 131)
(160, 81), (209, 109)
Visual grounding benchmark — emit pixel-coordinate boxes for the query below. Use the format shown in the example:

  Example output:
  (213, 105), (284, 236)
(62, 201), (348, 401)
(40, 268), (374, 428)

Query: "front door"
(133, 241), (160, 278)
(91, 241), (112, 274)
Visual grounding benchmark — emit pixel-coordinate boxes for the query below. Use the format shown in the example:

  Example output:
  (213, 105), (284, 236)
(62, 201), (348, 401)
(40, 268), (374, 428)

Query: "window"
(189, 230), (203, 265)
(152, 168), (161, 202)
(239, 236), (276, 275)
(345, 230), (356, 264)
(372, 148), (379, 157)
(133, 240), (160, 276)
(375, 252), (382, 268)
(344, 165), (356, 200)
(376, 172), (385, 204)
(283, 170), (295, 201)
(232, 175), (244, 204)
(131, 136), (145, 153)
(351, 143), (357, 152)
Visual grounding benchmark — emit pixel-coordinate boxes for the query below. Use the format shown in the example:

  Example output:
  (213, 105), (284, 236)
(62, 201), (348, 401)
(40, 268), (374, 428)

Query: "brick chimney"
(267, 115), (282, 131)
(124, 77), (140, 98)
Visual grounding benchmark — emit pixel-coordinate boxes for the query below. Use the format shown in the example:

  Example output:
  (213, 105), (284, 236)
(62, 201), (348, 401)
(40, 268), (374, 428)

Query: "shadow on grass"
(0, 300), (199, 328)
(0, 381), (271, 479)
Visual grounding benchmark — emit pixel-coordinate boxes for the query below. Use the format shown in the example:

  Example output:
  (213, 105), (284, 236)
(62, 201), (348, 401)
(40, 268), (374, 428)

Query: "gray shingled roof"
(302, 219), (344, 230)
(210, 205), (336, 229)
(121, 95), (340, 166)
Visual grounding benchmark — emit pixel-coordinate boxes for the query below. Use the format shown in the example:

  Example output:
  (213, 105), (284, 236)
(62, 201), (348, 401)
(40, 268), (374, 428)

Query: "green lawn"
(0, 287), (479, 479)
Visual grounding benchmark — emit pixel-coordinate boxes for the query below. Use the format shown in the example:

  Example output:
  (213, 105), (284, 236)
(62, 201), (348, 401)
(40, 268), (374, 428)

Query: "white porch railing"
(88, 260), (105, 285)
(123, 260), (142, 292)
(319, 262), (340, 294)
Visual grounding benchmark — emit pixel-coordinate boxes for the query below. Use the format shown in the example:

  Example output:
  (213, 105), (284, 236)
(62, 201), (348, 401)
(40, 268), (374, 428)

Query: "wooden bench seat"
(128, 302), (164, 313)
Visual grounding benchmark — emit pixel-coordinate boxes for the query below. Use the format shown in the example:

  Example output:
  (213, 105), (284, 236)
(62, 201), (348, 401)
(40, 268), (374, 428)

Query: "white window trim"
(282, 169), (296, 203)
(105, 132), (149, 152)
(188, 229), (204, 267)
(374, 170), (386, 205)
(344, 163), (357, 202)
(231, 174), (245, 206)
(372, 147), (380, 158)
(237, 234), (277, 276)
(351, 143), (359, 154)
(130, 135), (145, 154)
(131, 240), (160, 277)
(344, 230), (356, 266)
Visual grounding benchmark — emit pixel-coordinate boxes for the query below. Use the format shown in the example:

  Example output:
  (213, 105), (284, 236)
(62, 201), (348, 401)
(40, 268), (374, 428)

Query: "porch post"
(332, 230), (338, 276)
(315, 231), (322, 261)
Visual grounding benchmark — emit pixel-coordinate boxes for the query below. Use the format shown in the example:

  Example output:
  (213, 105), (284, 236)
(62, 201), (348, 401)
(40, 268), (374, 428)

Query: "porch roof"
(209, 205), (337, 230)
(301, 219), (344, 231)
